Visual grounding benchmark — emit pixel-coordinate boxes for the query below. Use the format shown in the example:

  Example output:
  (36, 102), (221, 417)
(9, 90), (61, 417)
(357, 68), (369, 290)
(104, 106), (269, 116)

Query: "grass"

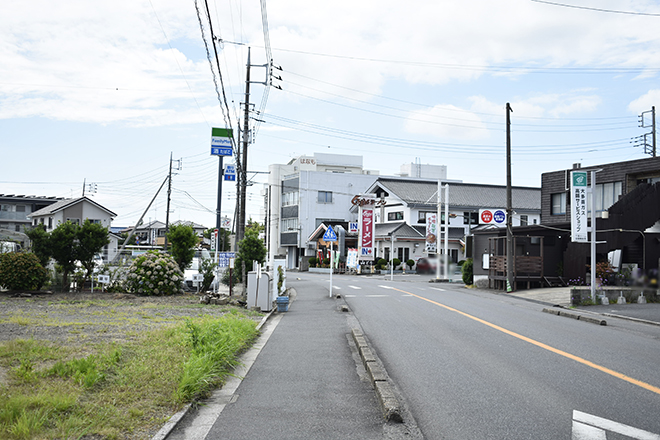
(0, 312), (259, 439)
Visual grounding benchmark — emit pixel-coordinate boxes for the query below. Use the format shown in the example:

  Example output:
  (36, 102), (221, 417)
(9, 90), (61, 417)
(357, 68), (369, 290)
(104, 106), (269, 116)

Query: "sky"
(2, 0), (660, 230)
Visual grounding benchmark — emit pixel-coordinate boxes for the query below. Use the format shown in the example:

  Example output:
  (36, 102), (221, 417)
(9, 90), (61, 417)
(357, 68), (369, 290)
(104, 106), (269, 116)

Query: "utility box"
(247, 271), (273, 311)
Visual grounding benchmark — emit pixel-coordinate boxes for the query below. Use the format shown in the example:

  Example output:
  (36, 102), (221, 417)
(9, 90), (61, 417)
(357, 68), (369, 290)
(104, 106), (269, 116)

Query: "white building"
(265, 153), (381, 269)
(361, 178), (541, 264)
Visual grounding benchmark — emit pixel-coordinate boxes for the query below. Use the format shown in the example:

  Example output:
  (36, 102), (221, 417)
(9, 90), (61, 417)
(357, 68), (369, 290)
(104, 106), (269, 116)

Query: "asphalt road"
(311, 273), (660, 440)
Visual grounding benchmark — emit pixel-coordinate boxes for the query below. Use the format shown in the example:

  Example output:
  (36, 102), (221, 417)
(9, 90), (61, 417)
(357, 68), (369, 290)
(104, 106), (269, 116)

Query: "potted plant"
(275, 266), (289, 312)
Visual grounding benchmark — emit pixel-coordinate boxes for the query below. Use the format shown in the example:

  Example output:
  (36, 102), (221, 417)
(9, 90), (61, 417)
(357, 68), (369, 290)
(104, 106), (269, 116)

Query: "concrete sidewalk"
(163, 281), (418, 440)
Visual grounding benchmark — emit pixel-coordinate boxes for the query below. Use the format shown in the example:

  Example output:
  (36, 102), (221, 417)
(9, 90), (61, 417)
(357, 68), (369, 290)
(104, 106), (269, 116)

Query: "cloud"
(628, 89), (660, 114)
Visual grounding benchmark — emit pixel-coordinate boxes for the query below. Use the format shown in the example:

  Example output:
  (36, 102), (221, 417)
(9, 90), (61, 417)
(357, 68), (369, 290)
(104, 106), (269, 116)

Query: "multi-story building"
(0, 194), (63, 234)
(265, 153), (383, 269)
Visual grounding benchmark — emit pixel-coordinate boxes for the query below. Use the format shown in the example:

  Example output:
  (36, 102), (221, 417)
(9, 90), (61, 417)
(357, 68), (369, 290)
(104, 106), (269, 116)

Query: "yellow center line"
(391, 287), (660, 396)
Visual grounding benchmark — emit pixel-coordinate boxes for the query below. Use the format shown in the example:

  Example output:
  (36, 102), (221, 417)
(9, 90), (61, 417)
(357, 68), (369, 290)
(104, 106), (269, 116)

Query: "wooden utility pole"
(506, 103), (514, 292)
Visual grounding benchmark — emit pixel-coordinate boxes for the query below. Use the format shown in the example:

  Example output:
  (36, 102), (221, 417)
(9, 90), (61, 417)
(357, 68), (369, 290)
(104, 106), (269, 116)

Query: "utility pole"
(237, 47), (252, 244)
(637, 106), (656, 157)
(506, 103), (514, 292)
(164, 152), (173, 251)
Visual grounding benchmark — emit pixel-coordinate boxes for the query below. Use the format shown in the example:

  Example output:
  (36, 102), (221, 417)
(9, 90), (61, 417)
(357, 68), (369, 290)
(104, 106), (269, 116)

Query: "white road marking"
(430, 287), (446, 292)
(348, 285), (361, 290)
(572, 410), (660, 439)
(333, 286), (341, 289)
(344, 294), (356, 298)
(378, 285), (393, 289)
(365, 295), (390, 298)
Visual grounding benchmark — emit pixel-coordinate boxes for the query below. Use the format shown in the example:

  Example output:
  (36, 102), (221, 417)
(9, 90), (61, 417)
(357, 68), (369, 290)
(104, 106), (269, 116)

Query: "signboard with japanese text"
(218, 252), (236, 268)
(479, 209), (507, 225)
(224, 164), (236, 181)
(571, 171), (588, 242)
(425, 212), (437, 253)
(346, 248), (358, 268)
(211, 127), (233, 156)
(359, 206), (374, 260)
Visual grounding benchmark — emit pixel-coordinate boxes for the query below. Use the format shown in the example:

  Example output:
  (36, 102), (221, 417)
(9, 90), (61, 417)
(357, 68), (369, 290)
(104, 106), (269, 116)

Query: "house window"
(318, 191), (333, 204)
(388, 211), (404, 221)
(67, 218), (81, 225)
(48, 217), (53, 229)
(593, 182), (622, 212)
(463, 212), (478, 225)
(282, 191), (299, 206)
(551, 192), (566, 215)
(520, 215), (528, 226)
(282, 218), (298, 231)
(418, 212), (432, 223)
(16, 205), (25, 213)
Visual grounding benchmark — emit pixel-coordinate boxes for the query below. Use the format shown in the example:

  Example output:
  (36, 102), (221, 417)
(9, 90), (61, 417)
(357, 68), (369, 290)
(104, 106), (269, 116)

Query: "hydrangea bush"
(125, 251), (184, 296)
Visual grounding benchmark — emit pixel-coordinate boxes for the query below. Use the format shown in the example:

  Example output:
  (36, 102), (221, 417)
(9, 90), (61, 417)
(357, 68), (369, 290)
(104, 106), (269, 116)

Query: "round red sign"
(481, 210), (493, 223)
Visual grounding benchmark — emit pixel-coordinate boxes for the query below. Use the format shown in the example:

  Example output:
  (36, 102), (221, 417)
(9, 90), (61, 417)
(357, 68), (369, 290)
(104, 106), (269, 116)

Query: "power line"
(530, 0), (660, 16)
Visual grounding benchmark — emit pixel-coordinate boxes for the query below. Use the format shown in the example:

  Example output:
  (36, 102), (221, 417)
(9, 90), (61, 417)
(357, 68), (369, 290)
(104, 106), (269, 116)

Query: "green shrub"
(392, 258), (401, 269)
(0, 252), (48, 291)
(376, 258), (387, 270)
(308, 257), (317, 267)
(125, 251), (184, 296)
(462, 258), (474, 285)
(406, 259), (415, 269)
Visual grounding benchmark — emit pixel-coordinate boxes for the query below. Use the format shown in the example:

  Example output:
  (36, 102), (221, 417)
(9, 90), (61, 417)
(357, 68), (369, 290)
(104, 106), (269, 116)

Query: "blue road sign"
(224, 173), (236, 181)
(323, 225), (338, 242)
(211, 147), (233, 156)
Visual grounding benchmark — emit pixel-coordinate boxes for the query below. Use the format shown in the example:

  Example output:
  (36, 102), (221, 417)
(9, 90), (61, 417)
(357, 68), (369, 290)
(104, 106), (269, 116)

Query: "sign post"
(323, 225), (338, 297)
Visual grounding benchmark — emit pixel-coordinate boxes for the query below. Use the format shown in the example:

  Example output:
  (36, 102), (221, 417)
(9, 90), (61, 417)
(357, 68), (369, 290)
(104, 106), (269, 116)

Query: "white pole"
(590, 169), (597, 302)
(329, 241), (333, 298)
(390, 233), (394, 281)
(436, 180), (441, 280)
(444, 184), (449, 280)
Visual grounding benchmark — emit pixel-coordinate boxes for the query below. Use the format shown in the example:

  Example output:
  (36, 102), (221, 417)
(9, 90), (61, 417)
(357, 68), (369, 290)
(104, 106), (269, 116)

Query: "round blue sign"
(493, 210), (506, 223)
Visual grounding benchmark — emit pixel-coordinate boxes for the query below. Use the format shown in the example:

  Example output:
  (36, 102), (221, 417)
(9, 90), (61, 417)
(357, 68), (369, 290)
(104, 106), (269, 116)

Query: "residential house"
(28, 196), (119, 262)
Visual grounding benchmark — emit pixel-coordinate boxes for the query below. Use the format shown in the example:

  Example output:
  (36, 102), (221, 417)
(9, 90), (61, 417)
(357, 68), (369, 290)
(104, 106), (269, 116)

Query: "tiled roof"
(373, 178), (540, 211)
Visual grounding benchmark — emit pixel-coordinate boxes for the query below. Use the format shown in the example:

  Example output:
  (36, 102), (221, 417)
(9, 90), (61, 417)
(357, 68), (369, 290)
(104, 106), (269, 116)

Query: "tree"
(77, 220), (109, 284)
(25, 224), (51, 267)
(167, 224), (198, 271)
(49, 221), (79, 292)
(235, 225), (267, 281)
(0, 252), (48, 291)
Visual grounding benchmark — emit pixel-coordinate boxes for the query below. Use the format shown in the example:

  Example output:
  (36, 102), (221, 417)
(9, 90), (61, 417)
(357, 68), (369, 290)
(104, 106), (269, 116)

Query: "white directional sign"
(323, 225), (338, 242)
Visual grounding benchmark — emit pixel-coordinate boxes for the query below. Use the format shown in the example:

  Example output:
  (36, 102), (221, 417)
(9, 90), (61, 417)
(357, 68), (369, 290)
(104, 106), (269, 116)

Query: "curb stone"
(351, 328), (403, 423)
(542, 308), (607, 326)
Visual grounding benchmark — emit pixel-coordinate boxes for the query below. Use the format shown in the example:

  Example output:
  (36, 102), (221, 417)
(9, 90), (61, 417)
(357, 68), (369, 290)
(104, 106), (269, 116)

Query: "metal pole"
(444, 184), (449, 280)
(652, 106), (656, 157)
(390, 233), (394, 281)
(506, 103), (514, 292)
(436, 180), (441, 280)
(329, 241), (333, 297)
(590, 169), (597, 302)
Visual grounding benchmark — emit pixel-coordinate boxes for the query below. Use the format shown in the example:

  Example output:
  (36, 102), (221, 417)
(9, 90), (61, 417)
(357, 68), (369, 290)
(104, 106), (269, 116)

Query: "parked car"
(183, 249), (212, 291)
(415, 257), (438, 275)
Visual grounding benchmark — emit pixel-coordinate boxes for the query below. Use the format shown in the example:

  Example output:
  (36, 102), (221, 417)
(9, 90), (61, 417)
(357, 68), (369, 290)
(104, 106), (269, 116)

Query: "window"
(520, 215), (528, 226)
(282, 218), (298, 231)
(282, 191), (299, 206)
(463, 212), (478, 225)
(388, 211), (403, 221)
(551, 192), (566, 215)
(318, 191), (333, 203)
(48, 217), (53, 229)
(66, 218), (81, 225)
(16, 205), (25, 213)
(593, 181), (622, 212)
(418, 211), (433, 223)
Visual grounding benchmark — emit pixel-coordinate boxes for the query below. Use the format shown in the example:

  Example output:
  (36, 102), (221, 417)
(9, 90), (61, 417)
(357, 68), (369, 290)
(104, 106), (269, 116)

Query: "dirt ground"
(0, 289), (253, 346)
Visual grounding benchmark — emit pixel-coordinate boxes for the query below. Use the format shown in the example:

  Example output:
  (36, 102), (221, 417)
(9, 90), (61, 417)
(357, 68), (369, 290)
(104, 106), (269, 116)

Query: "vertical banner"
(425, 212), (437, 253)
(359, 206), (374, 260)
(571, 171), (588, 242)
